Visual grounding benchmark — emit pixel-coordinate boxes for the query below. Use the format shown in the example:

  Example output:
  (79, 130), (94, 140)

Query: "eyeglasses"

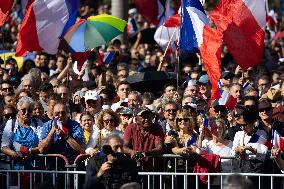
(121, 114), (132, 118)
(237, 123), (248, 128)
(2, 87), (12, 91)
(259, 108), (272, 113)
(103, 119), (114, 124)
(165, 109), (177, 113)
(3, 113), (16, 119)
(20, 108), (33, 114)
(177, 118), (190, 123)
(54, 111), (67, 116)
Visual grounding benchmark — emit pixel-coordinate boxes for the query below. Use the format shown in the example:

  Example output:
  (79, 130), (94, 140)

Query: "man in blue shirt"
(38, 102), (85, 163)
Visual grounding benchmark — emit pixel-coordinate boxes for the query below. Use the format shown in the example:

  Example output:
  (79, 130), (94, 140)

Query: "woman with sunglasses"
(171, 109), (200, 155)
(88, 109), (123, 150)
(1, 96), (43, 165)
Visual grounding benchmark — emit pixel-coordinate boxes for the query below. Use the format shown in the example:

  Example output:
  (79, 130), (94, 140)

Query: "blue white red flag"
(248, 129), (268, 145)
(16, 0), (79, 56)
(218, 90), (237, 110)
(180, 0), (209, 52)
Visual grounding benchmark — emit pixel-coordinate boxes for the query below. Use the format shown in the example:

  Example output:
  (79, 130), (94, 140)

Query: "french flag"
(16, 0), (79, 56)
(179, 0), (222, 100)
(273, 129), (284, 152)
(180, 0), (210, 53)
(97, 51), (116, 65)
(248, 129), (268, 145)
(243, 81), (252, 93)
(218, 90), (237, 110)
(210, 0), (266, 70)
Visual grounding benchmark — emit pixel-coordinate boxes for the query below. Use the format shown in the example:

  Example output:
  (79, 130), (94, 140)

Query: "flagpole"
(178, 0), (184, 90)
(157, 28), (177, 71)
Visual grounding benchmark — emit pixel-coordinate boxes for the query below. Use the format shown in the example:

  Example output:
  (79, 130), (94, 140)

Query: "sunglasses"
(20, 108), (33, 114)
(259, 108), (272, 113)
(121, 114), (132, 118)
(103, 119), (114, 124)
(165, 109), (177, 113)
(2, 87), (13, 91)
(3, 113), (16, 119)
(177, 118), (190, 123)
(54, 111), (67, 116)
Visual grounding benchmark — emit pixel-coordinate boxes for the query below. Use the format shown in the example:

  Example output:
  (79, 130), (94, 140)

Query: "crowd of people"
(0, 0), (284, 189)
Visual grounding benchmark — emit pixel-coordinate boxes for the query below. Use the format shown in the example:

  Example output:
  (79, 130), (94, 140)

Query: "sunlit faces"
(80, 114), (94, 132)
(53, 104), (68, 123)
(163, 103), (178, 121)
(18, 102), (34, 123)
(57, 86), (69, 103)
(103, 113), (116, 131)
(23, 80), (33, 90)
(117, 84), (131, 100)
(164, 85), (176, 96)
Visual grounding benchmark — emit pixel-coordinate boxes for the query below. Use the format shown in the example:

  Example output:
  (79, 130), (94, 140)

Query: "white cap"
(84, 90), (100, 102)
(187, 79), (197, 87)
(128, 8), (137, 15)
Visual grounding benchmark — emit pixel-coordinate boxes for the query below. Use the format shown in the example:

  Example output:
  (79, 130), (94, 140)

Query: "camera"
(102, 145), (135, 189)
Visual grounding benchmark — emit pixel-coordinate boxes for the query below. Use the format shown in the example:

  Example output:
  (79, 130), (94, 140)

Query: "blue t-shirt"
(39, 119), (85, 162)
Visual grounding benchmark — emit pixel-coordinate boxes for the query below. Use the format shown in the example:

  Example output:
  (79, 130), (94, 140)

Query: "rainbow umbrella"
(63, 14), (127, 52)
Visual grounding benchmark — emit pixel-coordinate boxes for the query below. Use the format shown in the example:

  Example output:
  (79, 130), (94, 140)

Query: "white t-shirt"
(202, 140), (233, 172)
(231, 130), (268, 161)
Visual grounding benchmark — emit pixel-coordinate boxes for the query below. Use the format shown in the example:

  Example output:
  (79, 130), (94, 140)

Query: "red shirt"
(124, 123), (165, 153)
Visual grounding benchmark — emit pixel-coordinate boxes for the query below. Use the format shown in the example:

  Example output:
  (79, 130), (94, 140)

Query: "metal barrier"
(0, 154), (70, 189)
(0, 154), (282, 189)
(1, 170), (284, 189)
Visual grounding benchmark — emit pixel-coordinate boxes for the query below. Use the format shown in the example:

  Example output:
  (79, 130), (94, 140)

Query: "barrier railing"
(0, 154), (70, 189)
(0, 154), (282, 189)
(1, 170), (284, 189)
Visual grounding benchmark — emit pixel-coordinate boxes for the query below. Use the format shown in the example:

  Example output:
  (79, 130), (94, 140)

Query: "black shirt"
(83, 154), (138, 189)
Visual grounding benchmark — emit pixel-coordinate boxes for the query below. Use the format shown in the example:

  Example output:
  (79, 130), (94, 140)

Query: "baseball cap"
(221, 71), (234, 80)
(258, 99), (272, 110)
(119, 107), (134, 115)
(198, 74), (209, 84)
(135, 107), (152, 116)
(84, 90), (100, 102)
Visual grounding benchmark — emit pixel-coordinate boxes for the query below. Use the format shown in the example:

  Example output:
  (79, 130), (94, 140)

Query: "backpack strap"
(11, 119), (16, 133)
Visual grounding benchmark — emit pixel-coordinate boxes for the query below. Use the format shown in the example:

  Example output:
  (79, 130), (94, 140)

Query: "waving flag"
(16, 0), (79, 56)
(187, 133), (197, 146)
(180, 0), (210, 52)
(218, 90), (237, 110)
(210, 0), (266, 70)
(273, 129), (284, 152)
(0, 0), (13, 26)
(249, 129), (268, 144)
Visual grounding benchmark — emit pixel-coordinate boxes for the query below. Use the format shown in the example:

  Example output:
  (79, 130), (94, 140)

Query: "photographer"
(83, 134), (138, 189)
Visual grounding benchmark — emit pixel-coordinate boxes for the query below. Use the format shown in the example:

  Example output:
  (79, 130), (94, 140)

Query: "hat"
(187, 79), (197, 87)
(128, 8), (137, 15)
(135, 107), (152, 116)
(84, 90), (100, 102)
(198, 74), (209, 84)
(258, 99), (272, 110)
(119, 107), (134, 115)
(261, 88), (281, 107)
(221, 71), (234, 79)
(74, 90), (85, 98)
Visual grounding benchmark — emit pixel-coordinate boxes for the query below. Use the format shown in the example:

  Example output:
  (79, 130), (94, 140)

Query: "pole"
(178, 0), (184, 90)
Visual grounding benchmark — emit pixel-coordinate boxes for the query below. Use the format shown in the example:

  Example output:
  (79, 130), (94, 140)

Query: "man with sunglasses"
(38, 102), (85, 162)
(161, 101), (178, 133)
